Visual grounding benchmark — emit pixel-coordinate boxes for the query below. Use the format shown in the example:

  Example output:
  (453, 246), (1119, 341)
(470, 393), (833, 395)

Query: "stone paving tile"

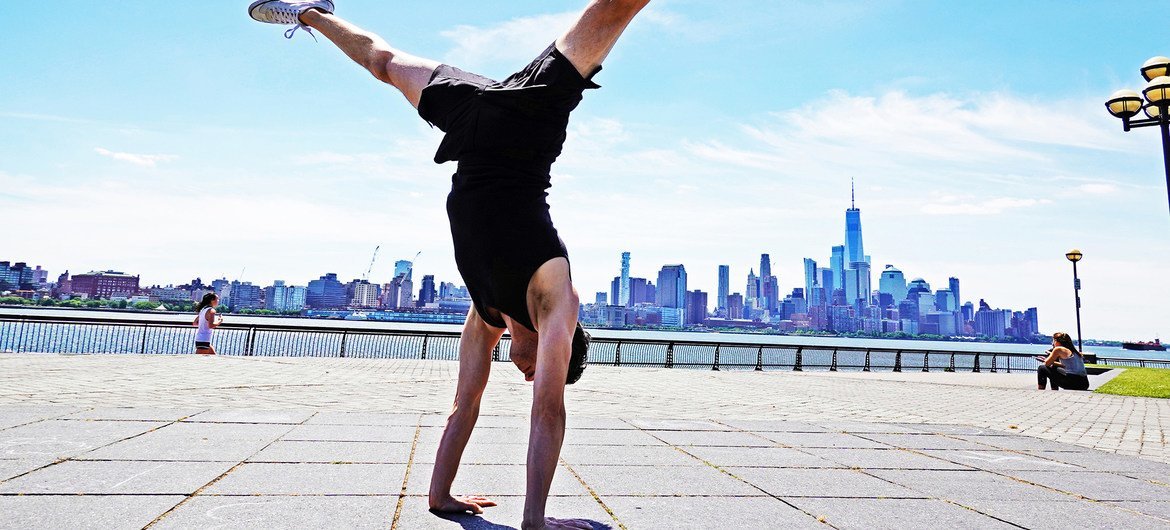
(788, 497), (1013, 529)
(643, 430), (775, 447)
(405, 463), (589, 496)
(154, 495), (397, 529)
(0, 457), (55, 481)
(0, 406), (85, 430)
(602, 495), (823, 529)
(570, 464), (762, 496)
(1009, 470), (1170, 501)
(961, 500), (1170, 529)
(305, 411), (421, 426)
(726, 467), (919, 498)
(248, 440), (414, 464)
(0, 460), (233, 494)
(679, 446), (839, 468)
(954, 433), (1093, 452)
(713, 419), (829, 432)
(813, 421), (928, 434)
(916, 449), (1078, 471)
(567, 417), (638, 430)
(559, 444), (702, 467)
(418, 415), (531, 429)
(756, 432), (890, 449)
(203, 462), (407, 495)
(80, 422), (290, 461)
(0, 494), (186, 530)
(563, 428), (666, 447)
(904, 424), (1016, 436)
(413, 442), (530, 465)
(0, 419), (162, 460)
(865, 469), (1075, 502)
(63, 407), (203, 422)
(1105, 501), (1170, 522)
(186, 408), (315, 424)
(625, 419), (728, 431)
(800, 447), (973, 470)
(280, 424), (417, 443)
(396, 495), (615, 530)
(1021, 450), (1170, 473)
(855, 433), (997, 450)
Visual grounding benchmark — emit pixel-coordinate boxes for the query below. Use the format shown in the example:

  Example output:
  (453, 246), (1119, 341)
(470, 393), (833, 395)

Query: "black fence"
(2, 313), (1166, 372)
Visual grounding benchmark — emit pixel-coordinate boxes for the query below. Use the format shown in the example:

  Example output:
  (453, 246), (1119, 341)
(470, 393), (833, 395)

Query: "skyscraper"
(845, 179), (865, 266)
(619, 252), (631, 306)
(745, 269), (759, 303)
(419, 275), (436, 305)
(717, 265), (729, 311)
(393, 260), (413, 281)
(656, 265), (687, 308)
(759, 254), (777, 312)
(879, 265), (908, 304)
(803, 258), (818, 307)
(948, 277), (961, 311)
(685, 290), (708, 325)
(830, 245), (845, 292)
(307, 273), (347, 309)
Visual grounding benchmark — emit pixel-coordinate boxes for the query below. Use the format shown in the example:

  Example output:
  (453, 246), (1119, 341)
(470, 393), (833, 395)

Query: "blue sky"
(2, 1), (1168, 341)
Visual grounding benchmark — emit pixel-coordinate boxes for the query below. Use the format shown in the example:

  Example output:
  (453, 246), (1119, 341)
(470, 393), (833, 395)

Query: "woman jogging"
(193, 293), (223, 355)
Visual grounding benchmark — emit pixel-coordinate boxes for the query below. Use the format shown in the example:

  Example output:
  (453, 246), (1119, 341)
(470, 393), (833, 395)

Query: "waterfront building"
(306, 273), (347, 309)
(659, 307), (685, 327)
(149, 286), (191, 303)
(948, 277), (961, 310)
(419, 275), (436, 305)
(347, 279), (380, 309)
(685, 290), (708, 326)
(803, 258), (818, 307)
(595, 292), (607, 306)
(53, 271), (72, 297)
(717, 265), (729, 312)
(610, 277), (621, 308)
(656, 265), (687, 309)
(619, 252), (630, 307)
(393, 260), (413, 281)
(229, 281), (263, 310)
(878, 265), (907, 305)
(830, 246), (845, 293)
(0, 262), (36, 291)
(726, 293), (745, 320)
(828, 305), (856, 333)
(71, 270), (140, 300)
(32, 266), (48, 287)
(398, 277), (414, 308)
(974, 307), (1010, 338)
(629, 277), (654, 306)
(934, 289), (956, 313)
(759, 254), (778, 312)
(849, 261), (871, 309)
(265, 280), (307, 312)
(745, 269), (759, 304)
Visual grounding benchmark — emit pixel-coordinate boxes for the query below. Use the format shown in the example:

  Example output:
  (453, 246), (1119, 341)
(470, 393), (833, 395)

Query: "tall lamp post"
(1065, 249), (1084, 352)
(1105, 56), (1170, 215)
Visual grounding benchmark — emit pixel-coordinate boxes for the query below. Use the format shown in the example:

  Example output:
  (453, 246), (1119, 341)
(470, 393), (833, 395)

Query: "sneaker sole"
(248, 0), (334, 22)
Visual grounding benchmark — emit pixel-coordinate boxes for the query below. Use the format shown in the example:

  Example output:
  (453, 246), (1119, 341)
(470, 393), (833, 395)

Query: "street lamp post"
(1105, 56), (1170, 215)
(1065, 249), (1084, 352)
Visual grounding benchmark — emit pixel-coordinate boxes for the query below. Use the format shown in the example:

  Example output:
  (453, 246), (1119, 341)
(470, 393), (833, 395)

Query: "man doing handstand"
(249, 1), (649, 528)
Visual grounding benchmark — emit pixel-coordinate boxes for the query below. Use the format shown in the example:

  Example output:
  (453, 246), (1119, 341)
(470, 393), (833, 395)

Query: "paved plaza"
(1, 353), (1168, 529)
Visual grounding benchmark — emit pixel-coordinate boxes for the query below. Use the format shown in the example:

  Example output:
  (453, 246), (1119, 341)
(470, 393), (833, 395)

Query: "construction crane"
(363, 245), (380, 282)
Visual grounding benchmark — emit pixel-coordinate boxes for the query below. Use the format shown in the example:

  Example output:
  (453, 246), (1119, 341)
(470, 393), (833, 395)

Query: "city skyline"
(2, 1), (1168, 341)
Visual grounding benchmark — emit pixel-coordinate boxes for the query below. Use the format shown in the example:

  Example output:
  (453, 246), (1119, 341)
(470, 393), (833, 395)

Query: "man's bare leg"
(522, 258), (588, 529)
(429, 306), (505, 514)
(555, 0), (651, 78)
(299, 9), (439, 108)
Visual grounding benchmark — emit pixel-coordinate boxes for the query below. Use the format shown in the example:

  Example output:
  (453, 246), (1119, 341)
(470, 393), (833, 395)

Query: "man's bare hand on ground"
(429, 495), (497, 515)
(525, 517), (596, 530)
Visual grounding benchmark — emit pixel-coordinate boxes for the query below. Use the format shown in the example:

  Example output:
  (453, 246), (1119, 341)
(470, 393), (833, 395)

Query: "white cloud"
(440, 11), (581, 71)
(920, 196), (1048, 215)
(1077, 183), (1118, 194)
(94, 147), (177, 167)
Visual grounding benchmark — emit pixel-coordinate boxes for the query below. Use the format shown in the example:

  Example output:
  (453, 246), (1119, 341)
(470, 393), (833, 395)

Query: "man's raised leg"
(298, 9), (439, 108)
(555, 0), (651, 78)
(522, 258), (591, 530)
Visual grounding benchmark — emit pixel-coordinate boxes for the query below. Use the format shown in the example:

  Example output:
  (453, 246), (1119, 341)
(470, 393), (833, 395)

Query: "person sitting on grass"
(1035, 332), (1089, 391)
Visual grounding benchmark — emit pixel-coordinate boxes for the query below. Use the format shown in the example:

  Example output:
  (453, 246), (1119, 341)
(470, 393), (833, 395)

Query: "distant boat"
(1122, 339), (1166, 351)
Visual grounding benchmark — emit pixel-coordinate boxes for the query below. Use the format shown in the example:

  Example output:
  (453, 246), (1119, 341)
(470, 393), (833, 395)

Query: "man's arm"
(429, 306), (504, 513)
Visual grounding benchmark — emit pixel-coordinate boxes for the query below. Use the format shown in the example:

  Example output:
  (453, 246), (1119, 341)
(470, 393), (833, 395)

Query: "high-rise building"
(419, 275), (436, 305)
(656, 265), (687, 308)
(844, 179), (865, 265)
(948, 277), (961, 311)
(629, 278), (654, 305)
(71, 270), (140, 299)
(850, 261), (871, 308)
(934, 289), (955, 313)
(229, 281), (263, 310)
(759, 254), (777, 311)
(393, 260), (413, 281)
(717, 265), (730, 311)
(0, 262), (37, 290)
(306, 273), (347, 309)
(745, 269), (759, 302)
(265, 280), (307, 312)
(595, 292), (607, 306)
(610, 276), (621, 307)
(726, 293), (745, 319)
(685, 290), (708, 325)
(619, 252), (631, 306)
(878, 265), (908, 305)
(830, 246), (845, 292)
(975, 307), (1010, 338)
(803, 259), (818, 307)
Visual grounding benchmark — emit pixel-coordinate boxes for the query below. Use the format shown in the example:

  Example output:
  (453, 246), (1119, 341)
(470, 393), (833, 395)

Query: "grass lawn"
(1090, 365), (1170, 399)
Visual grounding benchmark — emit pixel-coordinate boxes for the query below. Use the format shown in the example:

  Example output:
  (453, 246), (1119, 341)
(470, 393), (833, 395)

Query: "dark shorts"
(417, 43), (600, 332)
(195, 341), (211, 349)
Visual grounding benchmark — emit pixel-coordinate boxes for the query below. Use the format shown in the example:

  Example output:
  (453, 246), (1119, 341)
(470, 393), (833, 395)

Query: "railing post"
(139, 324), (148, 354)
(665, 342), (674, 368)
(421, 333), (429, 360)
(830, 349), (838, 372)
(339, 330), (348, 358)
(712, 345), (721, 371)
(757, 345), (765, 371)
(245, 327), (256, 356)
(863, 349), (871, 372)
(893, 350), (902, 372)
(972, 352), (981, 373)
(492, 342), (500, 362)
(792, 346), (802, 372)
(614, 340), (622, 367)
(990, 353), (998, 373)
(16, 319), (27, 354)
(946, 352), (955, 373)
(923, 352), (930, 372)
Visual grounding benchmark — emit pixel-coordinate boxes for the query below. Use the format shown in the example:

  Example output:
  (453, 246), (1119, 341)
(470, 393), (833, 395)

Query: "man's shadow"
(432, 512), (612, 530)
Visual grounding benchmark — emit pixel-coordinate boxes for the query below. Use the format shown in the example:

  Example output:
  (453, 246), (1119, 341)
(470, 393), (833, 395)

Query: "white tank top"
(195, 307), (214, 342)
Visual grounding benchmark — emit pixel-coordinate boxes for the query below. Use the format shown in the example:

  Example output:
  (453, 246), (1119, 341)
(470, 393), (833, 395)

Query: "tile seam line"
(140, 409), (317, 529)
(390, 414), (423, 529)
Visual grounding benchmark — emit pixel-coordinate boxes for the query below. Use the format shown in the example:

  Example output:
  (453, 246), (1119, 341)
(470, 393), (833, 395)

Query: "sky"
(2, 0), (1168, 341)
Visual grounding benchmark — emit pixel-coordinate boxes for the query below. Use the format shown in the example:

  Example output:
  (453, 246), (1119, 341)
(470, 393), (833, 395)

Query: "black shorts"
(195, 341), (212, 349)
(418, 43), (600, 332)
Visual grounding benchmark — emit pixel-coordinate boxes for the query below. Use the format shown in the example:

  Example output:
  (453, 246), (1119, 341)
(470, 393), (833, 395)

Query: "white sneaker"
(248, 0), (335, 39)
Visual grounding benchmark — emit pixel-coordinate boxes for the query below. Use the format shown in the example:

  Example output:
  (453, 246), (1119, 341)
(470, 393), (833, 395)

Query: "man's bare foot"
(429, 495), (497, 515)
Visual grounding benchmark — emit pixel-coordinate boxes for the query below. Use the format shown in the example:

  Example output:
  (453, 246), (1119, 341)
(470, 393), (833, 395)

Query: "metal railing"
(2, 310), (1166, 372)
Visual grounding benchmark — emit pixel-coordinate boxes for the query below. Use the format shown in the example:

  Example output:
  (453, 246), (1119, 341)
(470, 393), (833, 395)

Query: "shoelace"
(284, 23), (318, 41)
